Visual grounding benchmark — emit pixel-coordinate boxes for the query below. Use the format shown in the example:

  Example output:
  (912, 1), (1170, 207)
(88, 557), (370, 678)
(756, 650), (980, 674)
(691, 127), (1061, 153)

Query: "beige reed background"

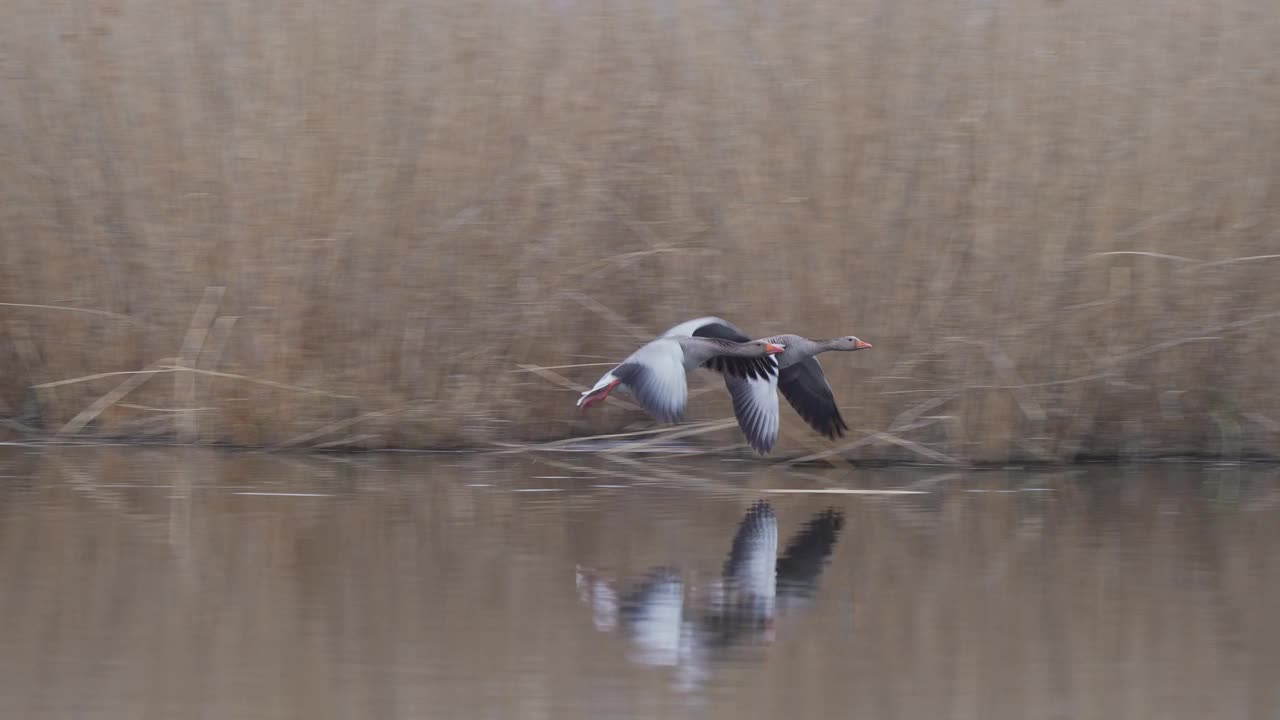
(1, 0), (1278, 460)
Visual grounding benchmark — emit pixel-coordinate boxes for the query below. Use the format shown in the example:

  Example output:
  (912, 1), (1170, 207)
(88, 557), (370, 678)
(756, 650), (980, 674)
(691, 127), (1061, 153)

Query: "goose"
(663, 317), (872, 455)
(577, 335), (785, 425)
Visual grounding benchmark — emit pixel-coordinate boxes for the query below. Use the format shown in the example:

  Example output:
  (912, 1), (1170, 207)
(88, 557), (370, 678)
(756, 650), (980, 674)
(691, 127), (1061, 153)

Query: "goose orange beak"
(765, 343), (786, 354)
(854, 339), (872, 350)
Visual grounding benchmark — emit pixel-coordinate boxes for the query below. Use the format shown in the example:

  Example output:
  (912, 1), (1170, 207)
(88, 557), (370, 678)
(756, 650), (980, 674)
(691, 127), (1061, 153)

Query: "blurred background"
(2, 0), (1278, 461)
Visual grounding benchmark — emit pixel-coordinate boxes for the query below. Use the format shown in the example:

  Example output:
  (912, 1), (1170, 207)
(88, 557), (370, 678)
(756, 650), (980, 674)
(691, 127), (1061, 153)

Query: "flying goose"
(663, 317), (872, 455)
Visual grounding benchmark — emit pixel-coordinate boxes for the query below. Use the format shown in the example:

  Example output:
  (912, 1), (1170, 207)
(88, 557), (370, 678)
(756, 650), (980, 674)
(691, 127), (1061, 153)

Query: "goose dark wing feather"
(777, 357), (848, 439)
(689, 320), (773, 379)
(705, 353), (778, 381)
(671, 318), (776, 380)
(688, 320), (752, 343)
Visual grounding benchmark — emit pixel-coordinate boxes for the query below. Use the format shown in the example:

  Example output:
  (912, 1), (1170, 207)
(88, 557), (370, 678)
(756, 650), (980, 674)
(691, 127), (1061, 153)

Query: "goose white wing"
(611, 338), (689, 423)
(725, 371), (780, 455)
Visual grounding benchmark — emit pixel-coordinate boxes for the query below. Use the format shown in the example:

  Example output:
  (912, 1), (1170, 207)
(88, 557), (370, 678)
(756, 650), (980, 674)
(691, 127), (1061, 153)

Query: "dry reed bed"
(1, 0), (1278, 461)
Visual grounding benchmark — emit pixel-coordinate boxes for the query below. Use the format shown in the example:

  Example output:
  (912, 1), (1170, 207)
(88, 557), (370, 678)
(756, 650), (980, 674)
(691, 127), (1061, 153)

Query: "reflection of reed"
(0, 450), (1275, 718)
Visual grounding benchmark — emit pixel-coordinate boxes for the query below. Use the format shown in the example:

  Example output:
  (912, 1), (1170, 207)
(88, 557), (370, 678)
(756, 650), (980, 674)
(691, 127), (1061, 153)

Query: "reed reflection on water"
(0, 447), (1277, 719)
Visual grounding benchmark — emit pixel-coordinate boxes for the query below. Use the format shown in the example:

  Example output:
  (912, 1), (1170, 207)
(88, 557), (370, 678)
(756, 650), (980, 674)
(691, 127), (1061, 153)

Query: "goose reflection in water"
(576, 501), (845, 688)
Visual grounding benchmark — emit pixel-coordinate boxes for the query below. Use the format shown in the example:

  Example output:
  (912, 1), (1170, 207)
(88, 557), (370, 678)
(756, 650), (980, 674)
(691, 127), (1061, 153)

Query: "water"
(0, 446), (1277, 719)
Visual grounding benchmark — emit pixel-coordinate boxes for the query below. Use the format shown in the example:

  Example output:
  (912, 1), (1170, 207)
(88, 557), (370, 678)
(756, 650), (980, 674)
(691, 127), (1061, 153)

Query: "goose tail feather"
(578, 371), (621, 408)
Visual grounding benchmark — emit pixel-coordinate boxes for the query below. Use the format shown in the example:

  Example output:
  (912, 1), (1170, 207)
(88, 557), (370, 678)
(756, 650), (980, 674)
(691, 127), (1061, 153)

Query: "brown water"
(0, 446), (1277, 719)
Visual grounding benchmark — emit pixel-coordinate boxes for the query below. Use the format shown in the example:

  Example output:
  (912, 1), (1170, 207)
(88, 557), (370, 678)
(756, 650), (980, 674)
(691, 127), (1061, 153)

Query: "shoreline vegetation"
(3, 0), (1279, 463)
(2, 433), (1280, 465)
(2, 426), (1278, 468)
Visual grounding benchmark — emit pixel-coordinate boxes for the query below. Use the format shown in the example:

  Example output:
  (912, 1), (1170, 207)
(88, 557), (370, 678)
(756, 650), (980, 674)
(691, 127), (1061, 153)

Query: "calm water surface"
(0, 447), (1277, 719)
